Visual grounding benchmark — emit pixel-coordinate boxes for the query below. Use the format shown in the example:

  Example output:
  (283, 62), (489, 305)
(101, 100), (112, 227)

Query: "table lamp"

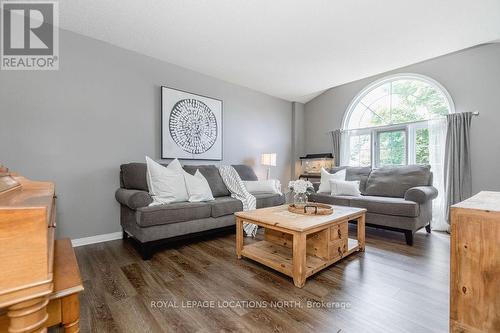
(261, 153), (277, 180)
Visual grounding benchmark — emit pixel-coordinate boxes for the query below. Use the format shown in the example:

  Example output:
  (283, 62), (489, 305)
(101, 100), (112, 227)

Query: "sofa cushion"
(183, 165), (230, 197)
(209, 197), (243, 218)
(120, 162), (231, 198)
(364, 165), (432, 198)
(308, 193), (351, 206)
(318, 168), (346, 193)
(327, 166), (371, 194)
(120, 163), (149, 191)
(327, 166), (347, 173)
(146, 157), (189, 204)
(243, 180), (280, 195)
(254, 193), (285, 208)
(348, 196), (419, 218)
(232, 164), (258, 181)
(345, 166), (372, 194)
(184, 170), (215, 202)
(330, 179), (361, 196)
(135, 202), (211, 227)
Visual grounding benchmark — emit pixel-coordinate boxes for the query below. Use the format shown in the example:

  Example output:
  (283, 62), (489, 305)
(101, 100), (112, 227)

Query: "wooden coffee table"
(235, 205), (366, 288)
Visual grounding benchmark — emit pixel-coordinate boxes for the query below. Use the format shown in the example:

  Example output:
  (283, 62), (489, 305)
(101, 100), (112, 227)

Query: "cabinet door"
(450, 209), (500, 332)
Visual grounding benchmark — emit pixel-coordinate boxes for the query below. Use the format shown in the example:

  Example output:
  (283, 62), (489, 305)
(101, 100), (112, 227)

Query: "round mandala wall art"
(169, 99), (218, 154)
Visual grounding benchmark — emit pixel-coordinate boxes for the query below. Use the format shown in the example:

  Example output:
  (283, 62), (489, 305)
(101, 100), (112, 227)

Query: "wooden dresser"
(0, 175), (56, 333)
(450, 191), (500, 333)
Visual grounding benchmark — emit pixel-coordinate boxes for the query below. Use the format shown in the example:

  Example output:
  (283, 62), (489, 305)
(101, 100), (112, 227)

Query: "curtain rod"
(328, 111), (480, 134)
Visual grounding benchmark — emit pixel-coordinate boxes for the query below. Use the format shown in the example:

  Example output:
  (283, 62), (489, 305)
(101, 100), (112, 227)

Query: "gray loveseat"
(308, 165), (438, 245)
(115, 163), (285, 259)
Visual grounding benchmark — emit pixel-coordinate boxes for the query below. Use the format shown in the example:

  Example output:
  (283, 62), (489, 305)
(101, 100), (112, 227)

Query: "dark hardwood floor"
(67, 226), (450, 333)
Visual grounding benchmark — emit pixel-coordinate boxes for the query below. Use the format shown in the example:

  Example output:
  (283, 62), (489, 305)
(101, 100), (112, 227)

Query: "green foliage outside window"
(415, 128), (429, 164)
(368, 80), (449, 127)
(378, 130), (405, 166)
(346, 77), (450, 166)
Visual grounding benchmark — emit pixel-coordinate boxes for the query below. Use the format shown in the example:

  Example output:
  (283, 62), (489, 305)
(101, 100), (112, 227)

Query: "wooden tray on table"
(288, 203), (333, 215)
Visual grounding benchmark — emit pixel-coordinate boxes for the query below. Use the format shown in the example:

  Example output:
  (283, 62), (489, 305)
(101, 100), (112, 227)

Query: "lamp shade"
(261, 153), (277, 166)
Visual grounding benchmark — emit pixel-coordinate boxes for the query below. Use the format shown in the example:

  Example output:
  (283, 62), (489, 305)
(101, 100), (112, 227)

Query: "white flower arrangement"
(289, 179), (314, 194)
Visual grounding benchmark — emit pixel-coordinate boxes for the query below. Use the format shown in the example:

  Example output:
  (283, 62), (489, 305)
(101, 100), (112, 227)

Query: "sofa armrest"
(404, 186), (438, 204)
(115, 188), (153, 209)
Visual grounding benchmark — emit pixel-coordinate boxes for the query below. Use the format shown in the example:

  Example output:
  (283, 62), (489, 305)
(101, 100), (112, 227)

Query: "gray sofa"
(115, 163), (285, 259)
(308, 165), (438, 245)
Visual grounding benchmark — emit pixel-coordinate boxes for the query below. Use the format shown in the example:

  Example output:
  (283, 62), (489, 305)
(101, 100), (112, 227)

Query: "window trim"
(341, 73), (455, 131)
(344, 120), (440, 167)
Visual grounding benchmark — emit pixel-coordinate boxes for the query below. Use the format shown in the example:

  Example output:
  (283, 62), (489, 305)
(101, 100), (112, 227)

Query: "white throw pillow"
(184, 170), (215, 202)
(318, 168), (346, 193)
(243, 180), (282, 195)
(330, 179), (361, 196)
(145, 156), (188, 205)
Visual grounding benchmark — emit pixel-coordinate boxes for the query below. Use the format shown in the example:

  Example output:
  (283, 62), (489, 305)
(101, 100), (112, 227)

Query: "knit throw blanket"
(218, 165), (258, 237)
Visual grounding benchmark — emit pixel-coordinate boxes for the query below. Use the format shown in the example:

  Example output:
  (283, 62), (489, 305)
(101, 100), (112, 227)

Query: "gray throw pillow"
(364, 165), (431, 198)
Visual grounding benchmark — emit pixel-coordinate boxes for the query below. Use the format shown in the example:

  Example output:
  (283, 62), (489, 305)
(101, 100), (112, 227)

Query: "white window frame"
(374, 125), (408, 167)
(345, 129), (372, 167)
(343, 120), (441, 167)
(340, 73), (455, 167)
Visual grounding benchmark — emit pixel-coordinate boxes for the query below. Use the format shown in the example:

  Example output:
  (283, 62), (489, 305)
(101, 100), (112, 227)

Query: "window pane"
(349, 134), (371, 167)
(364, 95), (391, 127)
(347, 103), (369, 129)
(348, 77), (452, 130)
(360, 83), (389, 107)
(344, 75), (452, 167)
(415, 128), (429, 164)
(378, 130), (406, 166)
(391, 79), (449, 122)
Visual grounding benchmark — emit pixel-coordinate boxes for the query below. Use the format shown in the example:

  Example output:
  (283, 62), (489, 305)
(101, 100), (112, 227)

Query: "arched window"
(341, 74), (454, 167)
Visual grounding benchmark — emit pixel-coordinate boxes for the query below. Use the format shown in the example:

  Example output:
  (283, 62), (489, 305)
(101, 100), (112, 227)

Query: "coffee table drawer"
(329, 239), (348, 260)
(330, 221), (348, 241)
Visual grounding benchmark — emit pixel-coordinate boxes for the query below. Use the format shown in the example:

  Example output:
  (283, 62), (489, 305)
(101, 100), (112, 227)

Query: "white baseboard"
(71, 231), (123, 247)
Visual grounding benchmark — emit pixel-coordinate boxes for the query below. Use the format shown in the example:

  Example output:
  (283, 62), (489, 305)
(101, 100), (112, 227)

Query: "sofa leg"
(404, 231), (414, 246)
(122, 229), (129, 240)
(139, 242), (154, 260)
(425, 224), (431, 233)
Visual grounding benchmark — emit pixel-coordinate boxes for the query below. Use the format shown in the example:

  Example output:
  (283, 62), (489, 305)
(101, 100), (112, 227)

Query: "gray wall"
(291, 102), (305, 178)
(0, 30), (292, 239)
(304, 43), (500, 194)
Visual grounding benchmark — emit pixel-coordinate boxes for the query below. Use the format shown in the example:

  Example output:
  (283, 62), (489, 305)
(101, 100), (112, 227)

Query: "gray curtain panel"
(444, 112), (473, 222)
(331, 129), (342, 167)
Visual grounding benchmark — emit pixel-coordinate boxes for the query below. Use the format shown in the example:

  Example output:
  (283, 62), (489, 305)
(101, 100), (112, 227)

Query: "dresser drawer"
(330, 221), (348, 241)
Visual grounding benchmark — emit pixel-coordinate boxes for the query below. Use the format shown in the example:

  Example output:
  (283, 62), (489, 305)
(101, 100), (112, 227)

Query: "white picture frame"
(161, 86), (223, 160)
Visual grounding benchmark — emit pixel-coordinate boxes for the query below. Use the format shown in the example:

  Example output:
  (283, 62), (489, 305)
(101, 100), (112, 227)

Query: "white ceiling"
(59, 0), (500, 103)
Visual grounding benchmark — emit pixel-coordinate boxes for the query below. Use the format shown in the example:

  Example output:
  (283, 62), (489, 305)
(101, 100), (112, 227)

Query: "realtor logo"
(1, 1), (59, 70)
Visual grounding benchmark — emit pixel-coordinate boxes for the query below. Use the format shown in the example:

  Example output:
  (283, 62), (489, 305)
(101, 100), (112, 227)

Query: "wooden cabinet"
(450, 191), (500, 333)
(0, 176), (56, 332)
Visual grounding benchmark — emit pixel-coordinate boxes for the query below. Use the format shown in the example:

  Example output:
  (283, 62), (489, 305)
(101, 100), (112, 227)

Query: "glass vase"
(293, 192), (308, 208)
